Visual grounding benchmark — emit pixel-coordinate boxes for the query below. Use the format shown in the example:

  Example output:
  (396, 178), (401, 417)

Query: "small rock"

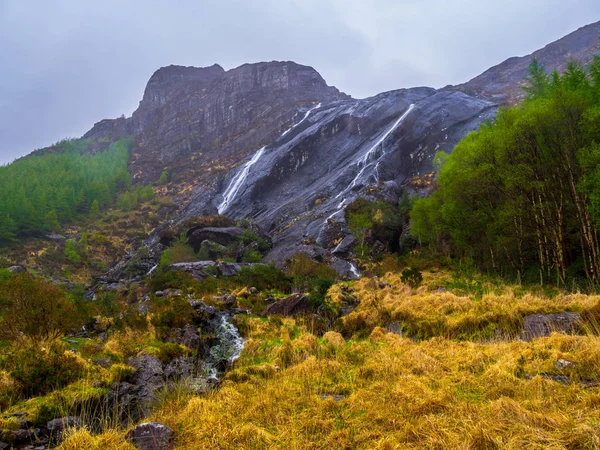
(0, 442), (9, 450)
(7, 265), (26, 273)
(248, 287), (259, 295)
(93, 358), (113, 368)
(12, 428), (36, 443)
(214, 294), (236, 306)
(45, 234), (66, 242)
(125, 422), (174, 450)
(519, 312), (582, 341)
(266, 294), (312, 316)
(47, 416), (80, 441)
(189, 300), (216, 318)
(556, 359), (578, 369)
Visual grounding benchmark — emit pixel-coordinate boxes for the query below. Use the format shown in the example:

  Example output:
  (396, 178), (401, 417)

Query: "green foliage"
(89, 199), (100, 218)
(44, 210), (61, 232)
(157, 343), (188, 364)
(0, 138), (132, 243)
(150, 295), (195, 341)
(2, 341), (85, 397)
(0, 274), (84, 341)
(64, 240), (81, 264)
(158, 170), (170, 185)
(345, 198), (404, 257)
(159, 238), (197, 267)
(412, 58), (600, 286)
(400, 267), (423, 288)
(236, 265), (292, 292)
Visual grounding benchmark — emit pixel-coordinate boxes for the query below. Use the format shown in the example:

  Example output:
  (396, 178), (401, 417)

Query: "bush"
(157, 343), (187, 364)
(401, 267), (423, 288)
(235, 265), (292, 293)
(150, 296), (195, 341)
(0, 274), (84, 341)
(3, 341), (85, 397)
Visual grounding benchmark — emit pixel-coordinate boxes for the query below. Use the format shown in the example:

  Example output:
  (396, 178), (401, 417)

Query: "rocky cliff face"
(85, 61), (347, 183)
(82, 21), (600, 274)
(452, 21), (600, 104)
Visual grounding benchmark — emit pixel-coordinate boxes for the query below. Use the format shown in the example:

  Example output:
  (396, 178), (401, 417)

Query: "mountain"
(452, 20), (600, 103)
(75, 21), (600, 276)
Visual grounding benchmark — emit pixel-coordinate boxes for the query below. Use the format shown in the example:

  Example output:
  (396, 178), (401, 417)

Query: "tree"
(89, 199), (100, 218)
(0, 274), (82, 341)
(158, 170), (169, 185)
(347, 209), (373, 257)
(64, 240), (81, 264)
(44, 210), (61, 232)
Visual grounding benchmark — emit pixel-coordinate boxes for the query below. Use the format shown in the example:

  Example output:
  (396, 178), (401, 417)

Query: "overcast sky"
(1, 1), (599, 164)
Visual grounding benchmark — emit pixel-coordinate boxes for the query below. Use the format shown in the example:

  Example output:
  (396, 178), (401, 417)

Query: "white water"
(335, 104), (415, 199)
(217, 146), (266, 214)
(196, 312), (245, 388)
(281, 103), (322, 137)
(349, 262), (361, 278)
(217, 103), (322, 215)
(146, 264), (158, 276)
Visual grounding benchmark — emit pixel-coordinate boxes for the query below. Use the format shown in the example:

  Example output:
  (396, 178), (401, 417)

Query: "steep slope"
(79, 21), (600, 276)
(453, 20), (600, 103)
(84, 61), (347, 184)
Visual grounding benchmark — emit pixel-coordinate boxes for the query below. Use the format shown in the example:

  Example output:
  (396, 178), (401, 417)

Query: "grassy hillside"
(48, 270), (600, 449)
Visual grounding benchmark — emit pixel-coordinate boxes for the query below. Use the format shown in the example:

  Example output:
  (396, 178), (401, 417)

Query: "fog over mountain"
(1, 0), (599, 163)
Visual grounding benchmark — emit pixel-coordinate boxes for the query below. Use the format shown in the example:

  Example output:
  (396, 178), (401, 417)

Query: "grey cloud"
(0, 0), (599, 163)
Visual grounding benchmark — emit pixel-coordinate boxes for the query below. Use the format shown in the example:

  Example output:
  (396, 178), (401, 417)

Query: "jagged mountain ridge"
(80, 20), (600, 275)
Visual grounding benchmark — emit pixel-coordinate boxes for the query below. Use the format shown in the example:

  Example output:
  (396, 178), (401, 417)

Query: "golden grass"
(340, 272), (600, 340)
(10, 272), (600, 449)
(58, 428), (137, 450)
(134, 312), (600, 449)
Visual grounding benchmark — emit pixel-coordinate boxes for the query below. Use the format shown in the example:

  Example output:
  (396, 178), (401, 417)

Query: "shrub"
(3, 341), (85, 397)
(157, 343), (187, 363)
(401, 267), (423, 288)
(150, 296), (195, 341)
(0, 274), (84, 341)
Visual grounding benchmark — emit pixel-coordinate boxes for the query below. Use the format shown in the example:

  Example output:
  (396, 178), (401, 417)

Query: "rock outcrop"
(80, 21), (600, 271)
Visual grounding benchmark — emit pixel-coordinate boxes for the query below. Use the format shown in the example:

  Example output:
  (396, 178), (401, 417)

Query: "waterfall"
(281, 103), (322, 137)
(217, 146), (266, 214)
(349, 262), (361, 279)
(146, 264), (158, 276)
(336, 104), (415, 199)
(216, 102), (322, 215)
(195, 312), (245, 388)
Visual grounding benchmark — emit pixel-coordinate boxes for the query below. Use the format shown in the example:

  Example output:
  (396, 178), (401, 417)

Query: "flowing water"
(218, 146), (266, 214)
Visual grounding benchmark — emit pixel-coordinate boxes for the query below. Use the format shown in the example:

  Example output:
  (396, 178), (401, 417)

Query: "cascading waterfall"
(217, 103), (322, 215)
(349, 262), (361, 278)
(281, 102), (322, 137)
(336, 104), (415, 199)
(146, 264), (158, 276)
(217, 146), (266, 214)
(195, 312), (245, 388)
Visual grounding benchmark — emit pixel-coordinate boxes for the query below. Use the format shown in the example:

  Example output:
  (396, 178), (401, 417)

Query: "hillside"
(2, 19), (600, 450)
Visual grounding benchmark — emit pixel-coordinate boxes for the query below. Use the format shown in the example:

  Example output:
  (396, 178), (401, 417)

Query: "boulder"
(127, 355), (165, 405)
(7, 265), (26, 273)
(199, 240), (227, 259)
(167, 261), (216, 280)
(266, 294), (313, 316)
(519, 312), (582, 341)
(47, 416), (80, 441)
(331, 235), (356, 257)
(214, 294), (236, 307)
(189, 300), (216, 319)
(125, 422), (174, 450)
(163, 357), (193, 381)
(188, 227), (244, 252)
(216, 262), (244, 277)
